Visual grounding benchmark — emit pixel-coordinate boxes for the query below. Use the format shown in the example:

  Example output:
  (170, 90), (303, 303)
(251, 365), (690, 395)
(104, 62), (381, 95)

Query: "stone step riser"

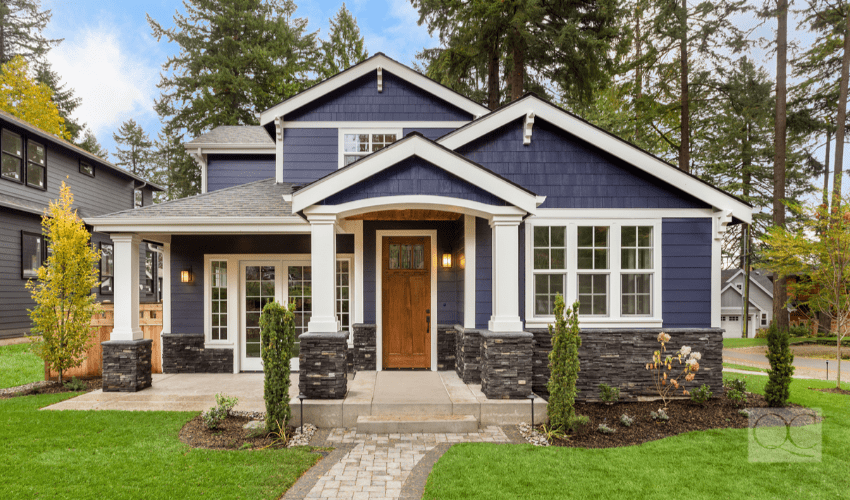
(355, 415), (478, 434)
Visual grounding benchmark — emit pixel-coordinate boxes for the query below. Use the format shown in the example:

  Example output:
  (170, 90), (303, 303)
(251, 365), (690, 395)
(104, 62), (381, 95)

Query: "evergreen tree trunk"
(824, 129), (832, 209)
(510, 27), (525, 101)
(487, 39), (499, 110)
(833, 12), (850, 204)
(773, 0), (789, 330)
(635, 8), (643, 142)
(679, 0), (690, 173)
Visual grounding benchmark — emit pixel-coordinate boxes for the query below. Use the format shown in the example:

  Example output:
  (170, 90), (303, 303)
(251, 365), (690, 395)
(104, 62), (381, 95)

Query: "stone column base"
(455, 326), (481, 384)
(480, 331), (533, 399)
(102, 339), (153, 392)
(299, 331), (349, 399)
(352, 324), (376, 371)
(437, 325), (458, 371)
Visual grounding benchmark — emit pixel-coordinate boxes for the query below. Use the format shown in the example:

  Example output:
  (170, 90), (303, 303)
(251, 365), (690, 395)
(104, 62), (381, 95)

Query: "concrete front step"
(355, 414), (478, 434)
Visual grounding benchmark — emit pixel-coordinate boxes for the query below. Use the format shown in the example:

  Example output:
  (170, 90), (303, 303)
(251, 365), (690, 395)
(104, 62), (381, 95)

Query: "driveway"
(723, 348), (850, 381)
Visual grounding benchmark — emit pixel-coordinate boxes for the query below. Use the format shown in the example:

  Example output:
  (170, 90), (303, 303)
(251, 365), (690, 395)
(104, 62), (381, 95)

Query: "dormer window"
(339, 129), (401, 168)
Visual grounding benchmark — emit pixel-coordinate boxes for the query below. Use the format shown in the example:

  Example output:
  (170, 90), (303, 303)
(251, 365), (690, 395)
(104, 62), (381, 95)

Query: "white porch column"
(308, 214), (340, 332)
(488, 215), (524, 332)
(161, 241), (171, 335)
(464, 214), (476, 329)
(111, 233), (142, 341)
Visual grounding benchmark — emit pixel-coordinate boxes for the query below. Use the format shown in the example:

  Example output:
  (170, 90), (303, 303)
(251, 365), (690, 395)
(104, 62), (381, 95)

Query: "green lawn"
(0, 343), (44, 389)
(722, 337), (836, 349)
(424, 375), (850, 500)
(0, 393), (319, 499)
(723, 362), (768, 373)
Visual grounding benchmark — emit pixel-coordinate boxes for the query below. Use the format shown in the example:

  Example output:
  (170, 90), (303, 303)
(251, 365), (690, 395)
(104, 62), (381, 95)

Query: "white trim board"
(375, 230), (438, 372)
(437, 96), (752, 224)
(304, 196), (527, 220)
(87, 216), (309, 234)
(259, 54), (489, 126)
(284, 121), (468, 129)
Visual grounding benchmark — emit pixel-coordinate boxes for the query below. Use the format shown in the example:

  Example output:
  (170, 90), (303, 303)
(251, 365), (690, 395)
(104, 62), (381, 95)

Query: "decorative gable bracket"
(274, 116), (283, 142)
(377, 66), (383, 93)
(523, 111), (535, 145)
(714, 209), (733, 241)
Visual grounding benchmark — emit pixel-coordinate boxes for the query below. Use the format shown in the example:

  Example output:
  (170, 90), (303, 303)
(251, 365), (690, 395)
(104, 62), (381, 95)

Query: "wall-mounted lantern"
(181, 267), (193, 283)
(441, 252), (452, 269)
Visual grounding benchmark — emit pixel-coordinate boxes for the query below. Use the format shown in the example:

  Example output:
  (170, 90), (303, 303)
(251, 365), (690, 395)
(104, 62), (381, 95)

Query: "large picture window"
(2, 130), (23, 183)
(340, 129), (400, 167)
(21, 231), (45, 279)
(210, 261), (228, 340)
(100, 243), (114, 294)
(26, 140), (46, 189)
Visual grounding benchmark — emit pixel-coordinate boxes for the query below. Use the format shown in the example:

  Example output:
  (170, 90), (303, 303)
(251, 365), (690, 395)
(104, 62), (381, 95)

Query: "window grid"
(342, 131), (399, 166)
(245, 266), (275, 358)
(210, 261), (228, 340)
(337, 260), (350, 330)
(578, 274), (608, 316)
(535, 274), (564, 316)
(577, 226), (609, 270)
(621, 274), (651, 316)
(532, 226), (567, 315)
(621, 226), (652, 270)
(288, 265), (312, 337)
(2, 129), (23, 183)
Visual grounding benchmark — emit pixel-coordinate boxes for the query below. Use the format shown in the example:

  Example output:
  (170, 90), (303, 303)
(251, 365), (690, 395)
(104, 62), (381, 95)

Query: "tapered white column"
(488, 215), (524, 332)
(464, 214), (476, 329)
(308, 215), (340, 332)
(111, 233), (142, 341)
(161, 241), (171, 335)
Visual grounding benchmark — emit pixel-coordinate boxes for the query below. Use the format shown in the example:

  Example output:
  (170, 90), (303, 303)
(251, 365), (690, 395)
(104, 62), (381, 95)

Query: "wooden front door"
(382, 236), (431, 369)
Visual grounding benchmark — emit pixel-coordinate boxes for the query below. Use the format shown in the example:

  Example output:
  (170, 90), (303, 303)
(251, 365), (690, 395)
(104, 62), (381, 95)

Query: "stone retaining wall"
(480, 331), (533, 399)
(161, 333), (233, 373)
(529, 328), (723, 401)
(455, 326), (481, 384)
(353, 324), (376, 371)
(299, 331), (349, 399)
(102, 339), (153, 392)
(437, 325), (457, 371)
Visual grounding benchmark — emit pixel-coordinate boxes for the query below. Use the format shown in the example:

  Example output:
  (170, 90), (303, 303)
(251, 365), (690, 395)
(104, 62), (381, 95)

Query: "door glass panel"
(289, 265), (312, 338)
(245, 265), (274, 358)
(388, 244), (425, 270)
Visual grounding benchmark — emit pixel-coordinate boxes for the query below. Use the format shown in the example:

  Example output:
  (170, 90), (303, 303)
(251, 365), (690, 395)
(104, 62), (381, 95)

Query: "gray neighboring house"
(0, 110), (163, 339)
(720, 268), (773, 338)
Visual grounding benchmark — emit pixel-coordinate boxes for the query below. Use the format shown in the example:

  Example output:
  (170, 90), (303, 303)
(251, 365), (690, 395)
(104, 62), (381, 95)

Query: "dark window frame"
(134, 189), (143, 208)
(100, 242), (114, 295)
(21, 230), (46, 280)
(25, 139), (47, 191)
(80, 160), (95, 177)
(1, 129), (24, 185)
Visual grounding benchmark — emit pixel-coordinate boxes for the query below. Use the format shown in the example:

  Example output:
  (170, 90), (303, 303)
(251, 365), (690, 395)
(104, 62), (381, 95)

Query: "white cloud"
(361, 0), (435, 64)
(45, 25), (158, 137)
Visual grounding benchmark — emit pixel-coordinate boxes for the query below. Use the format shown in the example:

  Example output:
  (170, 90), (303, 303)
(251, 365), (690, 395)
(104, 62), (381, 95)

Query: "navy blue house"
(87, 54), (751, 399)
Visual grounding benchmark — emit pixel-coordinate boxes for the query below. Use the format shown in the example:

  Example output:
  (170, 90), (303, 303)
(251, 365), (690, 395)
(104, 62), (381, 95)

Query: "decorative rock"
(455, 326), (481, 384)
(102, 339), (152, 392)
(437, 325), (457, 371)
(287, 423), (316, 448)
(298, 331), (349, 399)
(352, 323), (376, 371)
(161, 333), (233, 373)
(479, 330), (533, 399)
(243, 420), (265, 430)
(518, 422), (549, 447)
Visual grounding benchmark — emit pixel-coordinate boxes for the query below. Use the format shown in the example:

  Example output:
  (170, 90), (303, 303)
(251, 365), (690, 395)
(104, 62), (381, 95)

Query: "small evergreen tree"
(112, 119), (153, 177)
(260, 300), (297, 431)
(26, 183), (101, 383)
(764, 324), (795, 407)
(547, 295), (582, 432)
(319, 3), (368, 79)
(77, 128), (109, 159)
(0, 0), (59, 63)
(34, 60), (83, 141)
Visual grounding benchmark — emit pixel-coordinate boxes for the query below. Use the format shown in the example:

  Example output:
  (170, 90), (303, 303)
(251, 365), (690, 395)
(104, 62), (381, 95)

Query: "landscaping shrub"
(203, 393), (238, 429)
(619, 414), (634, 427)
(788, 324), (811, 338)
(690, 384), (712, 405)
(63, 377), (86, 391)
(260, 300), (297, 432)
(547, 295), (582, 432)
(764, 324), (795, 407)
(567, 415), (590, 433)
(598, 383), (620, 403)
(644, 333), (702, 407)
(597, 423), (615, 435)
(727, 389), (747, 407)
(725, 377), (747, 393)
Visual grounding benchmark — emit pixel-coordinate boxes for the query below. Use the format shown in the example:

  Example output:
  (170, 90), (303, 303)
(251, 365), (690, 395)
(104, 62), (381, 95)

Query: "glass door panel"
(242, 264), (276, 370)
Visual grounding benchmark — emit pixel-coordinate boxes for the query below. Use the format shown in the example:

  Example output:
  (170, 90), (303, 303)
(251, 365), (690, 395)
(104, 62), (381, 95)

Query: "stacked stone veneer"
(455, 326), (482, 383)
(529, 328), (724, 401)
(162, 333), (233, 373)
(353, 324), (376, 371)
(531, 328), (553, 399)
(102, 339), (153, 392)
(480, 331), (533, 399)
(299, 331), (349, 399)
(437, 325), (457, 371)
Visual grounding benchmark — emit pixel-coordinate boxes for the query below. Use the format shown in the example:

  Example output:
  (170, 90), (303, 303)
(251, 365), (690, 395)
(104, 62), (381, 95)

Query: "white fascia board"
(303, 195), (527, 219)
(532, 208), (716, 219)
(281, 121), (470, 129)
(438, 97), (753, 224)
(183, 144), (275, 155)
(259, 54), (490, 126)
(87, 216), (308, 234)
(291, 136), (538, 214)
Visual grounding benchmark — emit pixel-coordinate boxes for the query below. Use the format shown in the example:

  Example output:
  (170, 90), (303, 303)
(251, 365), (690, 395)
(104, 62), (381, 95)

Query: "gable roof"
(258, 53), (490, 126)
(0, 109), (164, 191)
(291, 132), (542, 214)
(437, 94), (752, 224)
(723, 268), (774, 298)
(185, 126), (273, 146)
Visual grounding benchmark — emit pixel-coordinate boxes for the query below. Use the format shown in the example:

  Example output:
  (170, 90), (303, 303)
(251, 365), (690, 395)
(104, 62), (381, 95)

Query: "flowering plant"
(645, 332), (702, 408)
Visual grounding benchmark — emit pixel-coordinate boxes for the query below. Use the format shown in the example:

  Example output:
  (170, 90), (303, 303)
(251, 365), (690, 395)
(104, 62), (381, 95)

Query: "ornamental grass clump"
(260, 300), (297, 432)
(619, 414), (634, 427)
(547, 295), (582, 433)
(644, 332), (702, 408)
(764, 324), (794, 407)
(597, 423), (615, 435)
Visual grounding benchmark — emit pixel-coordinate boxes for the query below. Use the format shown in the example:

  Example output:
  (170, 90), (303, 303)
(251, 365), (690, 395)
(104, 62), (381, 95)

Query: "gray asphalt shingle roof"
(185, 126), (273, 145)
(723, 268), (773, 295)
(98, 179), (294, 218)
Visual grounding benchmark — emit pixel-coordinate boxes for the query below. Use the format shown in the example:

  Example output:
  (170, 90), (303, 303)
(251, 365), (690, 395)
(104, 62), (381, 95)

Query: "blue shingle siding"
(661, 218), (712, 328)
(207, 154), (275, 191)
(475, 217), (492, 329)
(283, 128), (337, 184)
(456, 119), (709, 209)
(323, 156), (507, 206)
(284, 71), (474, 122)
(403, 128), (457, 140)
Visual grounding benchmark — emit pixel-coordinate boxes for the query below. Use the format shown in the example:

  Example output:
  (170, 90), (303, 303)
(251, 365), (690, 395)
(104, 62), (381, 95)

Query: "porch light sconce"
(180, 267), (193, 283)
(441, 252), (452, 269)
(459, 253), (466, 270)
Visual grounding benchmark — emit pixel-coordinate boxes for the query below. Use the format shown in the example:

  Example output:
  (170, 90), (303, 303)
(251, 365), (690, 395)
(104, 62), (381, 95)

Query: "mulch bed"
(544, 388), (816, 449)
(179, 414), (295, 450)
(0, 378), (102, 399)
(812, 387), (850, 396)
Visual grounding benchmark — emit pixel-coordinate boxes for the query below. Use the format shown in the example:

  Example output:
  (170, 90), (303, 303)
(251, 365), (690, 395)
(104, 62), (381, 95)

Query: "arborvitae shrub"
(764, 324), (795, 407)
(547, 295), (582, 432)
(260, 301), (296, 431)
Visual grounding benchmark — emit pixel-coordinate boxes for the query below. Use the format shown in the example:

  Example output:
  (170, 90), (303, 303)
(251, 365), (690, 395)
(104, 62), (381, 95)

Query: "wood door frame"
(375, 230), (437, 371)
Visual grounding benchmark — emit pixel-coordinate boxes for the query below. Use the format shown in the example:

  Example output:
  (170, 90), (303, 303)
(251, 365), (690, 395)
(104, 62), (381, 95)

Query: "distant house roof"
(723, 268), (774, 297)
(0, 109), (164, 191)
(185, 126), (274, 146)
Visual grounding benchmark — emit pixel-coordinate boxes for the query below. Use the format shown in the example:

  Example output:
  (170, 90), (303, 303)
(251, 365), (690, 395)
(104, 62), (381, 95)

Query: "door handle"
(426, 315), (430, 332)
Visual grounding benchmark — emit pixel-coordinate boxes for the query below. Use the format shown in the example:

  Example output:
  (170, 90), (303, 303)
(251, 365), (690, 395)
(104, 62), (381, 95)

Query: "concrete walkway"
(724, 349), (850, 381)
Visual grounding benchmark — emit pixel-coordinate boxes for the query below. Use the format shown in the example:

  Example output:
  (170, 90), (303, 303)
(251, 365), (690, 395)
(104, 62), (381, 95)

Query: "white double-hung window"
(525, 219), (661, 328)
(339, 129), (401, 168)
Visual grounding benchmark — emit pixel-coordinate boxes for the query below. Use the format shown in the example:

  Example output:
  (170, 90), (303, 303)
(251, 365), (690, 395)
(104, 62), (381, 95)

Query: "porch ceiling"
(345, 209), (462, 221)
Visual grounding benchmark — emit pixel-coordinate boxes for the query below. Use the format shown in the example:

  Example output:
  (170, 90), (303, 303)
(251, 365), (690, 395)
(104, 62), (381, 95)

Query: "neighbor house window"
(340, 130), (400, 167)
(761, 313), (767, 326)
(2, 129), (23, 183)
(80, 160), (94, 177)
(26, 140), (46, 189)
(144, 246), (157, 296)
(210, 261), (228, 340)
(577, 226), (609, 316)
(336, 259), (351, 330)
(21, 231), (45, 279)
(100, 242), (114, 294)
(134, 189), (143, 208)
(532, 226), (566, 315)
(288, 265), (312, 336)
(621, 226), (653, 316)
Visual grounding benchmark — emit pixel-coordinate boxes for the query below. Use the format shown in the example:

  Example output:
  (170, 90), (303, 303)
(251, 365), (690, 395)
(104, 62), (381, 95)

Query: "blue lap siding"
(661, 218), (712, 327)
(456, 119), (709, 210)
(283, 128), (338, 184)
(207, 154), (275, 191)
(283, 71), (473, 122)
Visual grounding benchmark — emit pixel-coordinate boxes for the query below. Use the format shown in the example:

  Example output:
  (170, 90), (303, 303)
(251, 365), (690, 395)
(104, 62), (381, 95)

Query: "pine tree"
(0, 0), (58, 63)
(34, 60), (82, 141)
(77, 128), (109, 159)
(148, 0), (319, 137)
(112, 119), (153, 178)
(319, 3), (367, 79)
(154, 126), (200, 201)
